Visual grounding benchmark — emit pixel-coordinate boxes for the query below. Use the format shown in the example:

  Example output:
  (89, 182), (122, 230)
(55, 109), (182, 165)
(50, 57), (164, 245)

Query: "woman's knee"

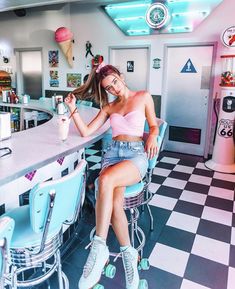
(97, 172), (114, 199)
(99, 172), (111, 187)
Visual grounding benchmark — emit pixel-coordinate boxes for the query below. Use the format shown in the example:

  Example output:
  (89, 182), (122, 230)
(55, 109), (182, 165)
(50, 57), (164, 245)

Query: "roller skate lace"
(83, 239), (100, 278)
(123, 250), (134, 284)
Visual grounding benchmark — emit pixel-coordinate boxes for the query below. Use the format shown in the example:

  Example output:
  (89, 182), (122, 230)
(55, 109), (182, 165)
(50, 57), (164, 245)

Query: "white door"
(109, 47), (149, 91)
(162, 44), (216, 156)
(15, 49), (42, 99)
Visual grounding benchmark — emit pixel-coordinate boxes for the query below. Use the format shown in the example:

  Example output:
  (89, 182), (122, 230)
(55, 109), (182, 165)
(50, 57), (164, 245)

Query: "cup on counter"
(2, 90), (10, 103)
(51, 95), (56, 110)
(57, 115), (70, 142)
(55, 95), (63, 107)
(22, 94), (30, 104)
(52, 95), (64, 111)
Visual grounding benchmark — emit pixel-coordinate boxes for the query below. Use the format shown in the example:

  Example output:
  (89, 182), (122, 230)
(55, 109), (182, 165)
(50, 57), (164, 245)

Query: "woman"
(65, 63), (159, 289)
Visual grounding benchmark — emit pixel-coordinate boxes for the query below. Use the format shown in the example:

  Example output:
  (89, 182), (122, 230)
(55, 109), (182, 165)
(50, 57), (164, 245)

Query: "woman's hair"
(83, 74), (89, 84)
(72, 64), (121, 107)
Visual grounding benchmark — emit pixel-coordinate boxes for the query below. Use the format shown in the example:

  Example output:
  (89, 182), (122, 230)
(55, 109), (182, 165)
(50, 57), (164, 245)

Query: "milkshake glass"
(58, 115), (70, 142)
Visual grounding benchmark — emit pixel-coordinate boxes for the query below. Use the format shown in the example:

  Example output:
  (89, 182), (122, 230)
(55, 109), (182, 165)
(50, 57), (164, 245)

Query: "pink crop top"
(110, 110), (146, 138)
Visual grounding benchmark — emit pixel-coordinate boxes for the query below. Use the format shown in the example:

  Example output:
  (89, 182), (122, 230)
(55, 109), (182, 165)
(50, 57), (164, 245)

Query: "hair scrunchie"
(96, 62), (106, 73)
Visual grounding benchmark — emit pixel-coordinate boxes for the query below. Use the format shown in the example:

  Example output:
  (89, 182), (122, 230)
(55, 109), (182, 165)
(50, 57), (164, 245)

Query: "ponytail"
(72, 64), (121, 108)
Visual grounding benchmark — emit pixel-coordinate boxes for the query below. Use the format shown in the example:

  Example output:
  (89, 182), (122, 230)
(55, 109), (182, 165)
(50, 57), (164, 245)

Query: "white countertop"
(0, 99), (109, 186)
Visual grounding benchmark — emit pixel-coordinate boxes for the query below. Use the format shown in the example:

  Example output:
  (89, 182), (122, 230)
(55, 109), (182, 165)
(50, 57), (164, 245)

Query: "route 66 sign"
(145, 3), (170, 29)
(218, 119), (234, 138)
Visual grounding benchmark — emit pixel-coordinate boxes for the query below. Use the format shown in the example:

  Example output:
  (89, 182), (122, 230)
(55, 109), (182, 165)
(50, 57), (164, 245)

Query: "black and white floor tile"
(52, 144), (235, 289)
(145, 153), (235, 289)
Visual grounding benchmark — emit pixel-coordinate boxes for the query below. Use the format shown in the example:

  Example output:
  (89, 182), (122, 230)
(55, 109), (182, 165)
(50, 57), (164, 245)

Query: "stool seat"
(125, 182), (144, 198)
(5, 206), (60, 249)
(95, 178), (144, 199)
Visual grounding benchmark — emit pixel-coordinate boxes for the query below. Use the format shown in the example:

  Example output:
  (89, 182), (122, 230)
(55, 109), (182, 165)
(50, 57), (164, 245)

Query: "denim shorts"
(102, 140), (148, 179)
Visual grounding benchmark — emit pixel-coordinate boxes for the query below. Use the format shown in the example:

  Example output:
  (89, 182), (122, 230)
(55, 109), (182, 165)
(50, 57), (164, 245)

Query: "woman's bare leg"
(111, 187), (130, 246)
(96, 160), (141, 240)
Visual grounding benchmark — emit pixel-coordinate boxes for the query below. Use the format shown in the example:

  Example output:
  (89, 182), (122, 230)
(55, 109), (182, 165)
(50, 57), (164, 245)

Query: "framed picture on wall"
(49, 70), (59, 87)
(48, 50), (59, 67)
(67, 73), (82, 88)
(127, 61), (134, 72)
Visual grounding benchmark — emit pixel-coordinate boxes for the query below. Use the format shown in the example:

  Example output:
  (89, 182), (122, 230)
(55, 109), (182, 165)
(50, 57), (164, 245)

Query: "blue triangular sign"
(181, 58), (197, 73)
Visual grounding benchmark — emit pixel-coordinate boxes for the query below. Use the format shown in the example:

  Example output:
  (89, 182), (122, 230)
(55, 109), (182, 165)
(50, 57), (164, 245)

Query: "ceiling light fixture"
(105, 3), (150, 10)
(168, 25), (193, 31)
(172, 10), (209, 17)
(145, 3), (170, 29)
(167, 0), (196, 3)
(127, 29), (149, 34)
(114, 16), (145, 22)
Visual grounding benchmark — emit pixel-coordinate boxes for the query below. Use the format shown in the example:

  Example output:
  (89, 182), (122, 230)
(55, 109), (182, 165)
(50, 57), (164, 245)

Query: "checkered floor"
(145, 153), (235, 289)
(58, 143), (235, 289)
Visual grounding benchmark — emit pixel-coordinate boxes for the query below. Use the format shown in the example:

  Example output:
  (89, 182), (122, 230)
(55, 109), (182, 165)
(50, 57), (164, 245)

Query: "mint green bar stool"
(118, 119), (167, 252)
(99, 118), (167, 247)
(141, 118), (168, 231)
(92, 119), (167, 288)
(0, 217), (15, 289)
(4, 159), (87, 289)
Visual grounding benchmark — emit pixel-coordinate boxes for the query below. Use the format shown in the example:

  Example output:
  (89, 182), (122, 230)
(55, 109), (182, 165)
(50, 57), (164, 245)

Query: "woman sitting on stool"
(65, 63), (159, 289)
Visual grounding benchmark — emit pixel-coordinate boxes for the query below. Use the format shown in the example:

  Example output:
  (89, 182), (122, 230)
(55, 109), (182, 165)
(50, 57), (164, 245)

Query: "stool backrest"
(0, 216), (14, 277)
(29, 159), (87, 234)
(144, 118), (168, 169)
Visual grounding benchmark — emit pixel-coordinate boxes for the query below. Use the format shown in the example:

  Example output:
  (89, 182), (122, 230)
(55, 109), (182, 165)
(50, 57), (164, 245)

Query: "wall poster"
(49, 50), (59, 67)
(49, 70), (59, 87)
(67, 73), (82, 88)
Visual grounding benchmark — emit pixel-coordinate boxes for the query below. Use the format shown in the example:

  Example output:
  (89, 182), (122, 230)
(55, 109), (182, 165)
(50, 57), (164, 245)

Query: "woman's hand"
(145, 134), (158, 159)
(64, 93), (77, 111)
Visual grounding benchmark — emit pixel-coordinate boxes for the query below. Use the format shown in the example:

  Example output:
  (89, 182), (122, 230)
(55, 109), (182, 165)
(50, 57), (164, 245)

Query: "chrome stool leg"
(11, 265), (17, 289)
(130, 208), (135, 247)
(56, 250), (64, 289)
(146, 204), (154, 231)
(42, 262), (51, 289)
(56, 249), (69, 289)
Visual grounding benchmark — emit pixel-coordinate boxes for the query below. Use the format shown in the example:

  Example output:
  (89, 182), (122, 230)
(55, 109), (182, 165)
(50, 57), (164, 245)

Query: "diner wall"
(0, 0), (234, 97)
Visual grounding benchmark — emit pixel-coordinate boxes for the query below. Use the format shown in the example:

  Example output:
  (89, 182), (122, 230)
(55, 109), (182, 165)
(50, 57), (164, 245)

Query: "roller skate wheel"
(139, 258), (150, 270)
(104, 264), (116, 279)
(139, 279), (148, 289)
(93, 284), (104, 289)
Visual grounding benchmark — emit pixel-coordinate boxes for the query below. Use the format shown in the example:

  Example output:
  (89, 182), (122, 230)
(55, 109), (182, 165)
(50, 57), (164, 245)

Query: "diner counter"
(0, 98), (109, 187)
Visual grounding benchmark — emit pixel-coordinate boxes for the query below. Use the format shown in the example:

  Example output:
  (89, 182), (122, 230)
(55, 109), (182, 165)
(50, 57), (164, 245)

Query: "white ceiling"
(0, 0), (129, 12)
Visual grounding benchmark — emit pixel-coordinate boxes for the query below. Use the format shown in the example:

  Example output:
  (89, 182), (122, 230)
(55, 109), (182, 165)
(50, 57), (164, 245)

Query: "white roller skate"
(121, 246), (140, 289)
(121, 246), (148, 289)
(78, 235), (109, 289)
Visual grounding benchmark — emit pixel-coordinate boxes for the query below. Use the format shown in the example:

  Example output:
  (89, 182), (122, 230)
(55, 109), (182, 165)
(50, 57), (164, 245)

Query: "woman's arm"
(144, 92), (159, 159)
(65, 93), (109, 137)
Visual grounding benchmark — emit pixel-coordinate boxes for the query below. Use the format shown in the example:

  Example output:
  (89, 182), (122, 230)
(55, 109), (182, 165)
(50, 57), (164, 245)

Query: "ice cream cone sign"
(55, 27), (74, 68)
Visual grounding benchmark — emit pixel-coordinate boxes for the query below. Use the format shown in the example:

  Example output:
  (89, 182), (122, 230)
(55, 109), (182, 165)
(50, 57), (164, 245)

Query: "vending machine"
(205, 55), (235, 173)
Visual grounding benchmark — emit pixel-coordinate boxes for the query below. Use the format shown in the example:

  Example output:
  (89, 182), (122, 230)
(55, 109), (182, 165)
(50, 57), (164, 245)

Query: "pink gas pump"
(205, 55), (235, 173)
